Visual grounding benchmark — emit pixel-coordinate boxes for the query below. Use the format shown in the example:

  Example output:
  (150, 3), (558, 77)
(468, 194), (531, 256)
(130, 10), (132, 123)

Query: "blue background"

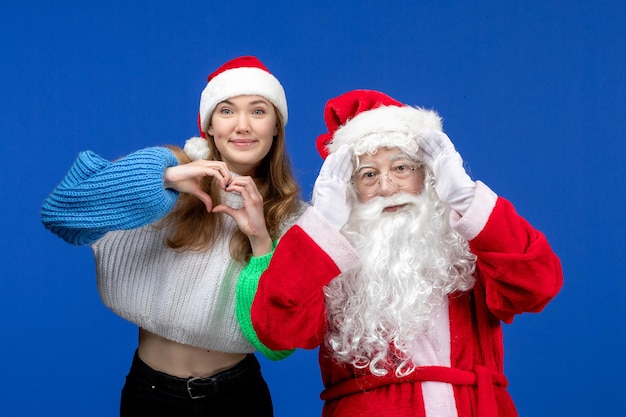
(2, 1), (624, 415)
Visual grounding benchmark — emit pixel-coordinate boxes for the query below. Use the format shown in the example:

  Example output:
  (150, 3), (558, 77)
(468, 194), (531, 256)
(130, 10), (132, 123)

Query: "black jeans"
(120, 351), (273, 416)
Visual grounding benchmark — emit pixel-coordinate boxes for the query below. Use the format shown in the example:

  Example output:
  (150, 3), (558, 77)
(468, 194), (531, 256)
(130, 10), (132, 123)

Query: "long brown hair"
(159, 111), (301, 264)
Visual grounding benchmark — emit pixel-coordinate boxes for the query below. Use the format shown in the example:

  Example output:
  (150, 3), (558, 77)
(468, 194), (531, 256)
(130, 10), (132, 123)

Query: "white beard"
(324, 183), (476, 377)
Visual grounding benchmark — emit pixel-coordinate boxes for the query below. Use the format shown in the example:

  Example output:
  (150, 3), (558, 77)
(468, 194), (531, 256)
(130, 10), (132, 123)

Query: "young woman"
(40, 56), (304, 416)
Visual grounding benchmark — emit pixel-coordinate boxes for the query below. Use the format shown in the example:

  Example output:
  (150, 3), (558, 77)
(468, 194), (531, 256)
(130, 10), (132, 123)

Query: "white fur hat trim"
(327, 105), (443, 156)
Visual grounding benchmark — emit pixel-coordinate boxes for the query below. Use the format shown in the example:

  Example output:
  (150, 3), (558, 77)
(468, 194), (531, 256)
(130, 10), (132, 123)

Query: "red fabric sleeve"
(251, 225), (341, 350)
(470, 197), (563, 323)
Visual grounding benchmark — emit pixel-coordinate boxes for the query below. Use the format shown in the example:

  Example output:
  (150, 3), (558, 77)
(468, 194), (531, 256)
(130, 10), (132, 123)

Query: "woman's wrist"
(250, 234), (273, 257)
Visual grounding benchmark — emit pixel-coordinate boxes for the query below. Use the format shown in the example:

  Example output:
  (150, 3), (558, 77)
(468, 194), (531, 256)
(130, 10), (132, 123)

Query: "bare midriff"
(137, 328), (247, 378)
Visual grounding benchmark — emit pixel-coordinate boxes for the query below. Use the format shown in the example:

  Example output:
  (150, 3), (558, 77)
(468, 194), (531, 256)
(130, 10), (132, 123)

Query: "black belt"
(130, 351), (260, 400)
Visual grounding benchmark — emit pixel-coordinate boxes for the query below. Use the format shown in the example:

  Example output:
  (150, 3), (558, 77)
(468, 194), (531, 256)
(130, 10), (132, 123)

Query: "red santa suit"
(238, 181), (563, 417)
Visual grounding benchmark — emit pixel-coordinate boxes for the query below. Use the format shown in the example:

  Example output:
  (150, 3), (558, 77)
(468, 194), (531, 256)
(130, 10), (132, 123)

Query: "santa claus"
(236, 89), (563, 417)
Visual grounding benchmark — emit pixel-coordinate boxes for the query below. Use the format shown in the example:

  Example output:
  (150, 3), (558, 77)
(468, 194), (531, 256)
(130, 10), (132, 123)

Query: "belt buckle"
(187, 376), (207, 399)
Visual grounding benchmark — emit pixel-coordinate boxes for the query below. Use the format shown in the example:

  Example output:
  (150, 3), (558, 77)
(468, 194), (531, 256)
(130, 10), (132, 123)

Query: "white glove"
(417, 130), (476, 214)
(312, 144), (353, 230)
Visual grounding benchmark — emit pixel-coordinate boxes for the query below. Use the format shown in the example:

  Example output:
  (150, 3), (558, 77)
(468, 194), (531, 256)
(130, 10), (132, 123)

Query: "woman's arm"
(40, 147), (180, 246)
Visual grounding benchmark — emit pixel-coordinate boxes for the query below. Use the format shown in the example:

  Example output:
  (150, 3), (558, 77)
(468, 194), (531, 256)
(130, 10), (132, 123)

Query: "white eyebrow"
(356, 153), (412, 171)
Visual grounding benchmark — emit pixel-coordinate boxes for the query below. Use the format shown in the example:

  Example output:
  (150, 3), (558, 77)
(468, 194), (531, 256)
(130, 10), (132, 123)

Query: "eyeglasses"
(352, 162), (418, 196)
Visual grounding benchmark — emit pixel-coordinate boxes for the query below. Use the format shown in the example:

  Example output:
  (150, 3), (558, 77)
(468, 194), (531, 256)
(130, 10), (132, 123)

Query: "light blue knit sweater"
(41, 147), (179, 245)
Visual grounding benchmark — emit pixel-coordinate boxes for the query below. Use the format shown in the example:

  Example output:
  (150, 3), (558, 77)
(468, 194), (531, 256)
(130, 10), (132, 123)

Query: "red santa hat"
(184, 56), (288, 161)
(315, 89), (443, 160)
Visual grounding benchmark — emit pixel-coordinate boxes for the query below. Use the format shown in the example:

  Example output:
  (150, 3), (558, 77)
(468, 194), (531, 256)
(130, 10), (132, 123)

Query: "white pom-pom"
(184, 137), (210, 161)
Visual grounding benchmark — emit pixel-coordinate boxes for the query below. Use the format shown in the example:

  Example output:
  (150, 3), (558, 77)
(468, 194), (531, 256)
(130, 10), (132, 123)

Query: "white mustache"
(353, 192), (424, 218)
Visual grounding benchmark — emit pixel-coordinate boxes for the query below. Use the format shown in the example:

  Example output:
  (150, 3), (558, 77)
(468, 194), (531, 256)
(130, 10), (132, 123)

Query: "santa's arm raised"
(236, 146), (360, 358)
(451, 182), (563, 323)
(417, 130), (563, 324)
(236, 208), (359, 357)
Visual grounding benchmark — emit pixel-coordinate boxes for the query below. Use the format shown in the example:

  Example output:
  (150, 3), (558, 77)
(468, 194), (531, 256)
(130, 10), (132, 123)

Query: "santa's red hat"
(315, 89), (443, 159)
(184, 56), (288, 161)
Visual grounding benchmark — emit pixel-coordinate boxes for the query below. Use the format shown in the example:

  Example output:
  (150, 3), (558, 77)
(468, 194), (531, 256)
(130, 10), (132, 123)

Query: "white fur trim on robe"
(296, 206), (360, 273)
